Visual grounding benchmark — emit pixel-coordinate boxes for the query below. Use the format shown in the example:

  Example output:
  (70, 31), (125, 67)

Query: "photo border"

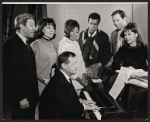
(0, 0), (149, 122)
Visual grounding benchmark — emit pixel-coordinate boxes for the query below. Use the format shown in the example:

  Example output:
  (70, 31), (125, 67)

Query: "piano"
(81, 79), (148, 120)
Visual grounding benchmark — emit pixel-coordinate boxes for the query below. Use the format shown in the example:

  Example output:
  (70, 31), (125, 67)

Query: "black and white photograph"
(2, 2), (148, 120)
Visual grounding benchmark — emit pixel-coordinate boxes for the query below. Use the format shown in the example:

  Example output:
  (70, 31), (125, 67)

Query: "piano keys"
(83, 91), (102, 120)
(81, 79), (148, 119)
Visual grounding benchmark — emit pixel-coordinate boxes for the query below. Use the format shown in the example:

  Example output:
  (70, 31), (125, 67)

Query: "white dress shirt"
(16, 31), (27, 44)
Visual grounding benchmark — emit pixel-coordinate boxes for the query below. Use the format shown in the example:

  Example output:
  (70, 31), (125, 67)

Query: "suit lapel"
(14, 34), (34, 58)
(57, 70), (79, 100)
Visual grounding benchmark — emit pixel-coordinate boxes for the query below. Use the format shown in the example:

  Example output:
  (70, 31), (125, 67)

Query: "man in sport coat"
(39, 51), (99, 119)
(3, 13), (39, 119)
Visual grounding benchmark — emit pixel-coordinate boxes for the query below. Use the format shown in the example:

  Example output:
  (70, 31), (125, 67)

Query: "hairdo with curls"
(64, 19), (79, 38)
(36, 17), (56, 39)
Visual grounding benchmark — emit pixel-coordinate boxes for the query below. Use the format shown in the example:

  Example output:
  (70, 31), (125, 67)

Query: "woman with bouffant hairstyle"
(57, 19), (88, 93)
(31, 17), (57, 95)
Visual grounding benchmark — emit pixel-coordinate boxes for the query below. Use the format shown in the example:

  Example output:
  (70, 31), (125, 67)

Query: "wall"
(47, 3), (148, 48)
(133, 4), (148, 44)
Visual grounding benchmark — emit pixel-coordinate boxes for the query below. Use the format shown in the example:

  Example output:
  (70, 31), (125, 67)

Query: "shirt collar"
(60, 69), (71, 83)
(64, 36), (75, 43)
(88, 29), (97, 37)
(16, 31), (27, 44)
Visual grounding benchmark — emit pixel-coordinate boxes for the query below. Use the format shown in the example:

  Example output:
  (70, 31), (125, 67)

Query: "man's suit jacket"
(110, 29), (125, 57)
(39, 69), (84, 119)
(3, 34), (39, 107)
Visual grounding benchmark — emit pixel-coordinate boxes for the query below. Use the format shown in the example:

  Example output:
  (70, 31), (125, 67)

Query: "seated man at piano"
(39, 51), (100, 119)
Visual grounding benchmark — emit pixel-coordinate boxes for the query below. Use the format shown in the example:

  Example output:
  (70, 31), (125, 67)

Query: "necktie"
(69, 78), (73, 85)
(69, 78), (78, 96)
(26, 40), (32, 52)
(69, 78), (75, 89)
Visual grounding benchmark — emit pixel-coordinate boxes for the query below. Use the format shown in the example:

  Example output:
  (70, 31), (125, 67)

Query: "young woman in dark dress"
(112, 22), (148, 71)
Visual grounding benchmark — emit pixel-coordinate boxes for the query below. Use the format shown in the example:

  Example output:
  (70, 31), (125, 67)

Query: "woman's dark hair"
(121, 22), (146, 47)
(64, 19), (80, 38)
(36, 17), (56, 39)
(58, 51), (76, 68)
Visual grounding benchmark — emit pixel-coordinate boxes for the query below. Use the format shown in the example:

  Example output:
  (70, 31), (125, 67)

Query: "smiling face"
(124, 29), (138, 46)
(42, 24), (55, 39)
(112, 13), (126, 30)
(21, 19), (36, 39)
(88, 18), (99, 34)
(69, 27), (79, 41)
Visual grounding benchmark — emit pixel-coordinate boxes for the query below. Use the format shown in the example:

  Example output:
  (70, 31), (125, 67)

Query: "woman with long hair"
(112, 22), (148, 71)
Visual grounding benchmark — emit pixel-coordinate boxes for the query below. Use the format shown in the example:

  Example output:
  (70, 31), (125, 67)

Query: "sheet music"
(126, 79), (148, 89)
(83, 91), (102, 120)
(109, 67), (133, 99)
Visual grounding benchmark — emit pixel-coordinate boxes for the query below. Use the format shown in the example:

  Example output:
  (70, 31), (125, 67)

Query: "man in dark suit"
(3, 13), (39, 119)
(39, 51), (99, 119)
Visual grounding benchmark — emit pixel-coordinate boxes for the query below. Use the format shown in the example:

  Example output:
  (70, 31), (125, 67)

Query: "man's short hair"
(58, 51), (76, 68)
(88, 12), (101, 24)
(64, 19), (80, 38)
(14, 13), (34, 30)
(111, 10), (127, 19)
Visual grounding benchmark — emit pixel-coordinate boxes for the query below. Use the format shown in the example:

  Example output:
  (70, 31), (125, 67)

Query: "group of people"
(3, 9), (148, 120)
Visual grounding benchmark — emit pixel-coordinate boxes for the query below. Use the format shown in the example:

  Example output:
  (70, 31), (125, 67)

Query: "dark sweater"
(112, 44), (148, 71)
(79, 29), (112, 67)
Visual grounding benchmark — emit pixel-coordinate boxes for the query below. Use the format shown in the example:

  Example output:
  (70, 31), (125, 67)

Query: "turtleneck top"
(112, 44), (148, 71)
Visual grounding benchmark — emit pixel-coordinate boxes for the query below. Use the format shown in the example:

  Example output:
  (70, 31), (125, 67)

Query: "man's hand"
(80, 99), (96, 105)
(86, 67), (93, 78)
(84, 104), (100, 112)
(19, 98), (29, 109)
(76, 76), (87, 86)
(87, 63), (102, 78)
(96, 63), (102, 69)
